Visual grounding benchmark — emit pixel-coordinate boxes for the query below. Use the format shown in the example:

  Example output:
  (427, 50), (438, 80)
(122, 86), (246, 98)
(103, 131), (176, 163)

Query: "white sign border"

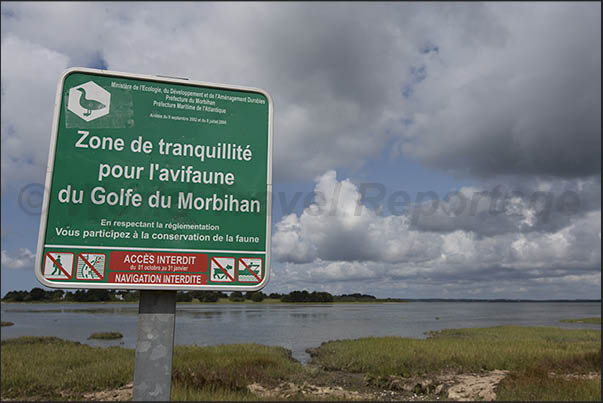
(34, 67), (273, 292)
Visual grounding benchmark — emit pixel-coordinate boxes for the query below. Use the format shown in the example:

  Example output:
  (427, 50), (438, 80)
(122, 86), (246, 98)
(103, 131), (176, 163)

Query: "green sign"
(35, 68), (273, 290)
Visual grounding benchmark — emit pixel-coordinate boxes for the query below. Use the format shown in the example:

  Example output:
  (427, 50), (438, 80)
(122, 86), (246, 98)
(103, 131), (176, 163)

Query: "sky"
(1, 2), (600, 299)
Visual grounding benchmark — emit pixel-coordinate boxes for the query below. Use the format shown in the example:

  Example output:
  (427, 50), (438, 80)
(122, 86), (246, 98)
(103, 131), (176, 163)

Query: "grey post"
(132, 290), (177, 401)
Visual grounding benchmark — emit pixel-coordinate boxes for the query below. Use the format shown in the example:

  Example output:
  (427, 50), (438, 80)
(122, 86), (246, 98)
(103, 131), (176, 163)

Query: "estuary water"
(1, 301), (600, 362)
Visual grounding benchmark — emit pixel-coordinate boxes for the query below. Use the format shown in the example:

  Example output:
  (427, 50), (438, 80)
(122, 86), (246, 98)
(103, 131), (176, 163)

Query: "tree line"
(2, 288), (406, 303)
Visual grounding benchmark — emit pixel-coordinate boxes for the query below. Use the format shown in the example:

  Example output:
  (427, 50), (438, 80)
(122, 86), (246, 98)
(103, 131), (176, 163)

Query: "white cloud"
(272, 171), (601, 292)
(1, 247), (35, 270)
(1, 34), (69, 188)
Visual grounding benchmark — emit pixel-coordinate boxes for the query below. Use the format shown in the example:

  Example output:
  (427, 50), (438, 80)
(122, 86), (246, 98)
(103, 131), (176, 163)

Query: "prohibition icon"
(237, 257), (263, 283)
(210, 257), (235, 283)
(75, 253), (106, 280)
(43, 252), (74, 280)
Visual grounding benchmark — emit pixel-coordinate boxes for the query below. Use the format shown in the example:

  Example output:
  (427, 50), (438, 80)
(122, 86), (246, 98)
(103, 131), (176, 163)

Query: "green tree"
(176, 292), (193, 302)
(251, 292), (265, 302)
(229, 291), (244, 302)
(29, 288), (47, 301)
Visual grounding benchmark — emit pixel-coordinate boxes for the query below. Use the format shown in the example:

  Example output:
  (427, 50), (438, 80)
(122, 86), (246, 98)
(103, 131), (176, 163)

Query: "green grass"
(88, 331), (123, 340)
(2, 326), (600, 401)
(171, 343), (303, 400)
(310, 326), (601, 377)
(1, 321), (14, 326)
(1, 337), (134, 400)
(0, 337), (307, 401)
(496, 367), (602, 401)
(560, 317), (601, 324)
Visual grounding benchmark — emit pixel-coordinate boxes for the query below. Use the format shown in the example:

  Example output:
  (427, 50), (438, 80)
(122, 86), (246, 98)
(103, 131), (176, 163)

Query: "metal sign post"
(36, 67), (273, 401)
(132, 291), (176, 401)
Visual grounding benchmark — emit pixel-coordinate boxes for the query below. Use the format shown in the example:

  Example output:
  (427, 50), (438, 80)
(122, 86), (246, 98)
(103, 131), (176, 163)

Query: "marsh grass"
(2, 326), (600, 401)
(560, 317), (601, 324)
(1, 337), (134, 400)
(496, 367), (602, 401)
(310, 326), (601, 377)
(172, 343), (302, 392)
(1, 337), (307, 401)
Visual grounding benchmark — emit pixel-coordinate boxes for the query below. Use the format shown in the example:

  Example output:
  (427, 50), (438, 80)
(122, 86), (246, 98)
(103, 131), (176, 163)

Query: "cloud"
(4, 3), (598, 187)
(272, 171), (601, 294)
(398, 3), (601, 178)
(1, 34), (69, 188)
(407, 177), (601, 236)
(1, 247), (35, 270)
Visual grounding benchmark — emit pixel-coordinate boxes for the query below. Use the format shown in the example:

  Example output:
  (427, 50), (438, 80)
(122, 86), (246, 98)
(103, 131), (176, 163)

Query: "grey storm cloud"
(408, 177), (601, 236)
(2, 3), (600, 185)
(398, 3), (601, 179)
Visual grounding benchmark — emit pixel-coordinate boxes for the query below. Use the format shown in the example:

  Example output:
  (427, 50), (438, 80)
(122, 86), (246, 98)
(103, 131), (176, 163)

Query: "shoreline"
(2, 298), (601, 305)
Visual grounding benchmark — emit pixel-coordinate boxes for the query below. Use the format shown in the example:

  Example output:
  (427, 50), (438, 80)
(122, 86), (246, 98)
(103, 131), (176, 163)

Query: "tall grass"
(1, 337), (134, 400)
(496, 367), (602, 401)
(2, 326), (600, 401)
(310, 326), (601, 377)
(172, 343), (302, 398)
(1, 337), (305, 401)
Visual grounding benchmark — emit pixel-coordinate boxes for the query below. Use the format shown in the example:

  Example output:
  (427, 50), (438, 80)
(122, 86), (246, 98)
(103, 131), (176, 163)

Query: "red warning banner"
(109, 251), (207, 273)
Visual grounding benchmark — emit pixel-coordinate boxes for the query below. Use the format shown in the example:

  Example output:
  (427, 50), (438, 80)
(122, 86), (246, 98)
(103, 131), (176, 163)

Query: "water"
(1, 302), (600, 362)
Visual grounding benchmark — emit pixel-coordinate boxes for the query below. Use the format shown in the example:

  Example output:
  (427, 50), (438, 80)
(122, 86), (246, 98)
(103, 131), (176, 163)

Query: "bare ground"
(246, 369), (511, 401)
(82, 382), (133, 401)
(53, 370), (602, 401)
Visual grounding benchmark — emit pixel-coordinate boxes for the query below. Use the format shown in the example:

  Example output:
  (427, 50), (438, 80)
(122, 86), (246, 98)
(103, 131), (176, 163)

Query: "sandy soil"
(65, 370), (602, 401)
(82, 382), (133, 401)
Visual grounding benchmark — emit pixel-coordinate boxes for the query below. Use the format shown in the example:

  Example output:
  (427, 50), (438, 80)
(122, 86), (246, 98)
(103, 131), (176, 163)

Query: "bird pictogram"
(77, 87), (106, 116)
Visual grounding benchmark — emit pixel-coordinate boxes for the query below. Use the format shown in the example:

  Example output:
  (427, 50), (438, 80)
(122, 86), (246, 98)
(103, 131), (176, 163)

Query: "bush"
(251, 292), (265, 302)
(176, 292), (193, 302)
(122, 291), (140, 301)
(229, 291), (244, 302)
(281, 290), (333, 303)
(244, 291), (265, 302)
(191, 291), (220, 302)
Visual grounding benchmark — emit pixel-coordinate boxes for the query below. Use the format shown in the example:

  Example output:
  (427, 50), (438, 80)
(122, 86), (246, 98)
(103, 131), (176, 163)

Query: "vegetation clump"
(561, 317), (601, 324)
(88, 332), (123, 340)
(228, 291), (245, 302)
(281, 290), (334, 302)
(191, 291), (226, 302)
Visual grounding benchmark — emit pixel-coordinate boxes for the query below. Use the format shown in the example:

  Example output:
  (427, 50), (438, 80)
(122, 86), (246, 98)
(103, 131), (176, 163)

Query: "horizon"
(1, 286), (601, 303)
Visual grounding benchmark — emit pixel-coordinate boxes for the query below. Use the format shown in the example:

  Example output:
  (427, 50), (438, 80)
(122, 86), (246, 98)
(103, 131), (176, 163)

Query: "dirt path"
(82, 382), (133, 401)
